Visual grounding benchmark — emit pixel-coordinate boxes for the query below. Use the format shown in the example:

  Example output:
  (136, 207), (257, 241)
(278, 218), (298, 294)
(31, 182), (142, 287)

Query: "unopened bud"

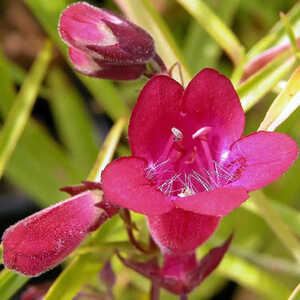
(59, 2), (159, 80)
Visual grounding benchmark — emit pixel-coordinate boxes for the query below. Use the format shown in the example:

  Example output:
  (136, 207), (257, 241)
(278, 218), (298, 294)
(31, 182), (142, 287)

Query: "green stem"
(251, 191), (300, 264)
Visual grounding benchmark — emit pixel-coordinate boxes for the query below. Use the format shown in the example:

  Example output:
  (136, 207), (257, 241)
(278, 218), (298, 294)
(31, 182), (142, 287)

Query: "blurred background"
(0, 0), (299, 299)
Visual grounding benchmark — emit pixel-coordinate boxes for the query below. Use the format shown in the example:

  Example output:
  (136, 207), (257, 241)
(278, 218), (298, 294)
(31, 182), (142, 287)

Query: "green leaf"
(176, 0), (245, 66)
(0, 41), (53, 178)
(184, 0), (240, 74)
(25, 0), (129, 120)
(243, 199), (300, 237)
(87, 117), (127, 181)
(248, 3), (300, 59)
(0, 270), (29, 300)
(217, 253), (291, 300)
(238, 50), (296, 111)
(114, 0), (193, 85)
(259, 66), (300, 131)
(44, 253), (110, 300)
(48, 67), (99, 176)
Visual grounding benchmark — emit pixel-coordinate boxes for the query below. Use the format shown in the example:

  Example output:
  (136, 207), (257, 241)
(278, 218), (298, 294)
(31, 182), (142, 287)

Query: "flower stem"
(180, 295), (188, 300)
(252, 191), (300, 264)
(150, 282), (160, 300)
(288, 282), (300, 300)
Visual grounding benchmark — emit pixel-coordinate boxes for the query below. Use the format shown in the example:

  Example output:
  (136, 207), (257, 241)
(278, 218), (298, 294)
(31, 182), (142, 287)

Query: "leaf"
(0, 47), (81, 207)
(176, 0), (245, 66)
(44, 253), (110, 300)
(217, 253), (291, 300)
(184, 0), (240, 74)
(248, 3), (300, 59)
(0, 269), (29, 300)
(259, 66), (300, 131)
(237, 50), (296, 111)
(114, 0), (192, 85)
(87, 117), (127, 181)
(0, 41), (53, 178)
(48, 67), (99, 176)
(25, 0), (129, 121)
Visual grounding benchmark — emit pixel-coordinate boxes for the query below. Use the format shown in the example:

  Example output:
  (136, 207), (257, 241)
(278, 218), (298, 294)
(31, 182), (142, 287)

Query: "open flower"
(59, 2), (164, 80)
(102, 68), (298, 255)
(2, 183), (119, 276)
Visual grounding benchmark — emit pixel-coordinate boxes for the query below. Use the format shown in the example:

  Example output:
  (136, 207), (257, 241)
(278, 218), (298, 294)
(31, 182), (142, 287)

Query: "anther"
(171, 127), (183, 141)
(192, 126), (211, 140)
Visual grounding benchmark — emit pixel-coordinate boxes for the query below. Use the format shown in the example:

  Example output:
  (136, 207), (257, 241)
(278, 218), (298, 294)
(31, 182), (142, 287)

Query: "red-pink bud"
(69, 47), (146, 80)
(59, 2), (157, 80)
(2, 191), (105, 276)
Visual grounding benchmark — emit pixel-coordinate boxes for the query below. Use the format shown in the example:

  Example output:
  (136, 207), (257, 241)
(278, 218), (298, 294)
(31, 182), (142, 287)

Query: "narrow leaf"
(0, 270), (29, 300)
(176, 0), (245, 66)
(87, 117), (127, 181)
(0, 41), (52, 178)
(44, 254), (109, 300)
(259, 66), (300, 131)
(238, 51), (295, 111)
(48, 67), (99, 176)
(184, 0), (240, 74)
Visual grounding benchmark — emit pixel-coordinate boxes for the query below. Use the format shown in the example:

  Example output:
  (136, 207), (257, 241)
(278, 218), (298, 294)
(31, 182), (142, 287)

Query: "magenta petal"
(2, 191), (101, 276)
(226, 131), (298, 191)
(148, 208), (220, 254)
(174, 187), (249, 217)
(129, 75), (184, 161)
(182, 69), (245, 160)
(101, 157), (173, 215)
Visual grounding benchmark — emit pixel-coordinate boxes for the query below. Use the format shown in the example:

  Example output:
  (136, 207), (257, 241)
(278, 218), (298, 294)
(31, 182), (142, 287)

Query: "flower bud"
(2, 191), (106, 276)
(59, 2), (158, 80)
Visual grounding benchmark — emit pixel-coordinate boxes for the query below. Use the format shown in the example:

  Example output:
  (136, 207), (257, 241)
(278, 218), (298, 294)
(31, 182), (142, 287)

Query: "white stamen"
(171, 127), (183, 141)
(192, 126), (212, 139)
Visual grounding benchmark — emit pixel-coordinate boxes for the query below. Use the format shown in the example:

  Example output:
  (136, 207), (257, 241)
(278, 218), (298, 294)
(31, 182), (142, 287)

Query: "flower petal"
(182, 68), (245, 161)
(101, 157), (174, 215)
(148, 209), (220, 254)
(129, 75), (184, 161)
(2, 191), (101, 276)
(225, 131), (298, 191)
(174, 187), (249, 217)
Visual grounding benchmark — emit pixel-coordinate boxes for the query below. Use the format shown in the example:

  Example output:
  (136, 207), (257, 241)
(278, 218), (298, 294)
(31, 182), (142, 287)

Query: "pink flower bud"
(68, 47), (146, 80)
(59, 2), (158, 80)
(2, 191), (106, 276)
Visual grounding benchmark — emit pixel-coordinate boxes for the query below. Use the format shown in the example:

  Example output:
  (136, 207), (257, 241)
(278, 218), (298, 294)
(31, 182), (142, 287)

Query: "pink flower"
(102, 68), (298, 255)
(2, 183), (119, 276)
(59, 2), (161, 80)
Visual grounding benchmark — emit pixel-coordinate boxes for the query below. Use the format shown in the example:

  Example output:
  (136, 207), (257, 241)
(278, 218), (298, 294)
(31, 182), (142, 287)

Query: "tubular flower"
(2, 183), (119, 276)
(59, 2), (163, 80)
(102, 68), (298, 255)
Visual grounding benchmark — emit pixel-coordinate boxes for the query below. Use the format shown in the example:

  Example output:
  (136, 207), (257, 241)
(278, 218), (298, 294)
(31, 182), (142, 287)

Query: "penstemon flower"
(101, 68), (298, 294)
